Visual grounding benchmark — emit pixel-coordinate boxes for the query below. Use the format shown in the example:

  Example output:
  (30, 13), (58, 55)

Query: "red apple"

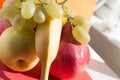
(0, 18), (10, 35)
(50, 40), (90, 79)
(50, 22), (90, 79)
(61, 22), (80, 44)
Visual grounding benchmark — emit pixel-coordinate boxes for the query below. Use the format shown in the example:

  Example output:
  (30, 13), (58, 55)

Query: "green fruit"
(72, 26), (90, 43)
(0, 27), (39, 72)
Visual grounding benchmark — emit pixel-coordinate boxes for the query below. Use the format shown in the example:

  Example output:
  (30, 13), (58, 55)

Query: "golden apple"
(0, 27), (39, 72)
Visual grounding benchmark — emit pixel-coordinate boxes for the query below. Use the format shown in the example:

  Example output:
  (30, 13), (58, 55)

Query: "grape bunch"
(0, 0), (63, 31)
(62, 6), (91, 44)
(0, 0), (91, 44)
(71, 16), (91, 43)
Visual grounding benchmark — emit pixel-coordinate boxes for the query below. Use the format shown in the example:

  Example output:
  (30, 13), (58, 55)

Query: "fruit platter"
(0, 0), (96, 80)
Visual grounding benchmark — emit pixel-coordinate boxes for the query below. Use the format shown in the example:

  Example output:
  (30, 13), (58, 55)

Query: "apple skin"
(0, 18), (10, 35)
(0, 27), (39, 72)
(50, 39), (90, 79)
(50, 22), (90, 79)
(61, 22), (80, 44)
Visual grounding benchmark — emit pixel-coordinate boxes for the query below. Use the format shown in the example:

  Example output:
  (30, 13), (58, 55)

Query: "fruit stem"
(40, 62), (51, 80)
(55, 0), (67, 5)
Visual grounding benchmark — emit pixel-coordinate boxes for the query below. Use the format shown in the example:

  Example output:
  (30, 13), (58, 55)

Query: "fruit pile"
(0, 0), (91, 80)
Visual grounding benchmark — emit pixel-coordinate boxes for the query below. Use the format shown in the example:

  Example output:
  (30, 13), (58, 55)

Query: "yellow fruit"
(35, 18), (62, 80)
(0, 27), (39, 72)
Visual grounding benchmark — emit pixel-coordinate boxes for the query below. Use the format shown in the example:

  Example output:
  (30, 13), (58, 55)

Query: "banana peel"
(35, 18), (62, 80)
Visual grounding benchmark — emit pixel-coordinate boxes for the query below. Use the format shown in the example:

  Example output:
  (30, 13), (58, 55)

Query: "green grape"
(3, 0), (21, 8)
(21, 1), (36, 19)
(44, 2), (63, 18)
(73, 16), (91, 31)
(33, 8), (46, 23)
(23, 18), (37, 31)
(11, 14), (25, 31)
(72, 26), (90, 44)
(63, 7), (74, 17)
(0, 7), (19, 19)
(11, 13), (36, 31)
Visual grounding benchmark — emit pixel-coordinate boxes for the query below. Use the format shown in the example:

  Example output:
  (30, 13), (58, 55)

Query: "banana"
(35, 18), (62, 80)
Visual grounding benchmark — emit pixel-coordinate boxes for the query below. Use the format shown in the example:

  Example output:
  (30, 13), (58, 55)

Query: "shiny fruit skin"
(44, 2), (63, 18)
(50, 39), (90, 79)
(0, 27), (39, 72)
(72, 26), (91, 44)
(35, 18), (62, 80)
(21, 1), (36, 19)
(61, 22), (80, 44)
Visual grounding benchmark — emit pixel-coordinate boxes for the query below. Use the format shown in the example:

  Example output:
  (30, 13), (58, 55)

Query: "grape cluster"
(62, 7), (91, 44)
(0, 0), (63, 31)
(71, 16), (91, 43)
(0, 0), (91, 44)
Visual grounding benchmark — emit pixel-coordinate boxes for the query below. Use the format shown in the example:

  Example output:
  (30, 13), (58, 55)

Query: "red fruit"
(61, 22), (80, 44)
(0, 18), (10, 35)
(50, 39), (90, 79)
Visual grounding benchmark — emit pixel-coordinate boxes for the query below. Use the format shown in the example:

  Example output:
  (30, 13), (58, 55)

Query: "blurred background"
(91, 0), (120, 44)
(89, 0), (120, 78)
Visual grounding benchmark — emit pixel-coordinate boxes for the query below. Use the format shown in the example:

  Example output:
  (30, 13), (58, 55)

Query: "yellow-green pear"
(35, 18), (62, 80)
(0, 27), (39, 72)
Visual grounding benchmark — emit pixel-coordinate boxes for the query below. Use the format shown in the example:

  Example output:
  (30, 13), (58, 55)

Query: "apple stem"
(40, 62), (51, 80)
